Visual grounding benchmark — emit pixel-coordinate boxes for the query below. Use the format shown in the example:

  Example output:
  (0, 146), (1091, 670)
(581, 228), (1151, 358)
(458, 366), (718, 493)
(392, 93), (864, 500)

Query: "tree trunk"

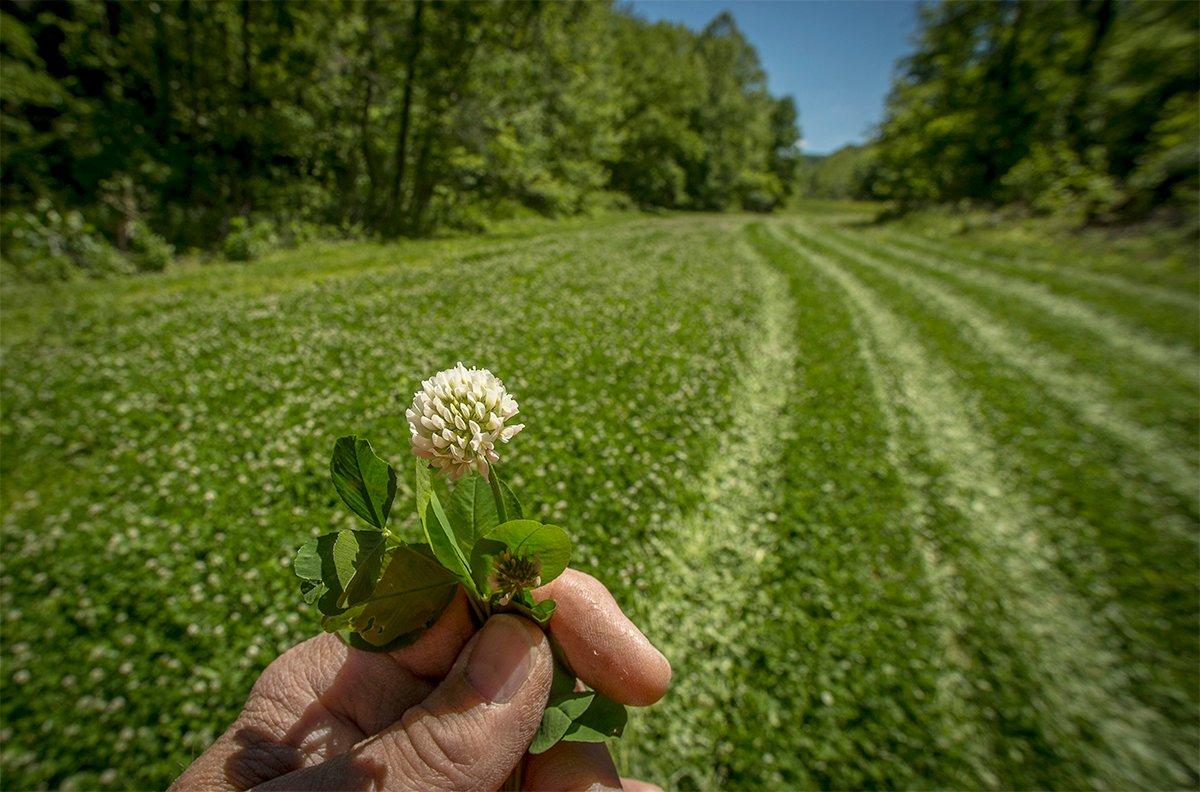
(181, 0), (197, 206)
(358, 2), (381, 224)
(401, 7), (487, 234)
(980, 0), (1026, 195)
(236, 0), (254, 215)
(387, 0), (426, 235)
(152, 3), (172, 215)
(1066, 0), (1115, 156)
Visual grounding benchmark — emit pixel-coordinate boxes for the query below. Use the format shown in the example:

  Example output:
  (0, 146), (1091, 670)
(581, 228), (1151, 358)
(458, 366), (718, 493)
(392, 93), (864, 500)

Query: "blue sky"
(628, 1), (921, 155)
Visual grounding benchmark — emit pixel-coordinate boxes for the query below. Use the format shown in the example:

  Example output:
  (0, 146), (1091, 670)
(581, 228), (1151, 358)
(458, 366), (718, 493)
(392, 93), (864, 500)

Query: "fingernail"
(466, 614), (537, 703)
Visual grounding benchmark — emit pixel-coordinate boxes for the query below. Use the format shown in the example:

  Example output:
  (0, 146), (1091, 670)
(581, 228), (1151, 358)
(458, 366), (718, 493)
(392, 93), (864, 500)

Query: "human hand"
(171, 569), (671, 791)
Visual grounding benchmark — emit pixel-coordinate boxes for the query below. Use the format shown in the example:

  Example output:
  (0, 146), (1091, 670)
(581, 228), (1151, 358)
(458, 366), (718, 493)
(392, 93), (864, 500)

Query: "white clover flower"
(406, 363), (524, 480)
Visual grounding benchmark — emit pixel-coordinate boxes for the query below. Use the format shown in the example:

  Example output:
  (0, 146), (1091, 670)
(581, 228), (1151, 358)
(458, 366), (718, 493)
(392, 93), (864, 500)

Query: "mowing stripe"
(748, 225), (996, 789)
(770, 226), (1188, 788)
(626, 239), (798, 789)
(829, 227), (1198, 377)
(883, 229), (1198, 310)
(818, 223), (1199, 448)
(789, 223), (1200, 510)
(780, 223), (1200, 781)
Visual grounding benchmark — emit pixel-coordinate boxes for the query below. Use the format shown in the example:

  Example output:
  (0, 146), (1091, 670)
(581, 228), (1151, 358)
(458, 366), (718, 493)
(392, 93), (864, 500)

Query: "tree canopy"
(863, 0), (1198, 222)
(0, 0), (801, 256)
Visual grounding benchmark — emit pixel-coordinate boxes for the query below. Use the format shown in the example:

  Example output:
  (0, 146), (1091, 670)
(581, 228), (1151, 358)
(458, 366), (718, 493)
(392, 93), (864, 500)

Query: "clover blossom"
(406, 363), (524, 480)
(487, 549), (543, 606)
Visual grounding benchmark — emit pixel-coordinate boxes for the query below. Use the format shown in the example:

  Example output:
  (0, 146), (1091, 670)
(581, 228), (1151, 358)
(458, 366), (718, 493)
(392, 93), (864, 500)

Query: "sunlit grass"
(2, 210), (1196, 789)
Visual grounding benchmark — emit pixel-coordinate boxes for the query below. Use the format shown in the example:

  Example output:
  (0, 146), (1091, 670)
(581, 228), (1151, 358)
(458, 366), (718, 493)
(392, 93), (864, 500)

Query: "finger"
(385, 587), (478, 681)
(524, 740), (622, 791)
(257, 614), (554, 792)
(622, 778), (664, 792)
(170, 590), (476, 790)
(534, 569), (671, 706)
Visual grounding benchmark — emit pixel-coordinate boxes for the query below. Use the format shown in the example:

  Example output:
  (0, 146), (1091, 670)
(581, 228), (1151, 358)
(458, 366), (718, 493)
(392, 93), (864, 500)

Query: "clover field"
(2, 210), (1197, 790)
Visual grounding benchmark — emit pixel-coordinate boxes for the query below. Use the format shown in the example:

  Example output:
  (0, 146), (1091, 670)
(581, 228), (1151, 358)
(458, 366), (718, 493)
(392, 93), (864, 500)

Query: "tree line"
(0, 0), (799, 270)
(805, 0), (1197, 225)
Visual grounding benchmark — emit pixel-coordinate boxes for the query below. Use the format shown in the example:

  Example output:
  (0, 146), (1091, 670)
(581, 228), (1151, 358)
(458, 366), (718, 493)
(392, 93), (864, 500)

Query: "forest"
(802, 0), (1198, 225)
(4, 0), (1197, 283)
(1, 0), (799, 277)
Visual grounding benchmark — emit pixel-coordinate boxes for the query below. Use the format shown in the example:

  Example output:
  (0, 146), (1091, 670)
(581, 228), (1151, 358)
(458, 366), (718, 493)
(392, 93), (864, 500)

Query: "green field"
(2, 210), (1197, 790)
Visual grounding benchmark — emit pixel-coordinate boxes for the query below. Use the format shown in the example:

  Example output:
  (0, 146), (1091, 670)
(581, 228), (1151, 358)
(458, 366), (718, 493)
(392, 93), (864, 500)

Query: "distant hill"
(796, 144), (873, 199)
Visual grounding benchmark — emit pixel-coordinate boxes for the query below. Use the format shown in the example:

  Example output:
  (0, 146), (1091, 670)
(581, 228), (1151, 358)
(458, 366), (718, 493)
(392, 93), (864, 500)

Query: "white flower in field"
(406, 363), (524, 480)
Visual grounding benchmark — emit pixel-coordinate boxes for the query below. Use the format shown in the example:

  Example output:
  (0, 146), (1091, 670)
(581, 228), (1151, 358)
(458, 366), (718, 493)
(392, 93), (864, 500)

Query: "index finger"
(534, 569), (671, 706)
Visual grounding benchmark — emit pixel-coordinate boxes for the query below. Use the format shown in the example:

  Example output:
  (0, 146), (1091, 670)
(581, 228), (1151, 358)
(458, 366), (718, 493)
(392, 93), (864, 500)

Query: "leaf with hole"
(294, 530), (387, 615)
(333, 542), (458, 649)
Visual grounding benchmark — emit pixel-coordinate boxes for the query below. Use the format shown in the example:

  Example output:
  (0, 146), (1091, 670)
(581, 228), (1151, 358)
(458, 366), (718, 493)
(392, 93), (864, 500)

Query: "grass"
(1, 207), (1196, 790)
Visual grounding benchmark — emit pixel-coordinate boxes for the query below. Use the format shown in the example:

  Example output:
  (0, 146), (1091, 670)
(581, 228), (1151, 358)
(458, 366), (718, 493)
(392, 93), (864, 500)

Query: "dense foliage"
(2, 211), (1196, 789)
(0, 0), (799, 274)
(820, 0), (1197, 223)
(796, 147), (874, 201)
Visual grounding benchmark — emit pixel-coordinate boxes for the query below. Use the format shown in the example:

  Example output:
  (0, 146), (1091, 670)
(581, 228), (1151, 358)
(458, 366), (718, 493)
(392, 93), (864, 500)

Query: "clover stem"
(465, 592), (487, 625)
(488, 467), (509, 524)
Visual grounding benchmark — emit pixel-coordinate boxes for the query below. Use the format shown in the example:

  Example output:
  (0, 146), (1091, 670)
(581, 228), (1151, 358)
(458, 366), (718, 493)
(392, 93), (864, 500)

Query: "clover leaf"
(293, 529), (387, 616)
(470, 519), (571, 598)
(330, 436), (397, 530)
(414, 459), (474, 593)
(326, 543), (457, 650)
(529, 664), (628, 754)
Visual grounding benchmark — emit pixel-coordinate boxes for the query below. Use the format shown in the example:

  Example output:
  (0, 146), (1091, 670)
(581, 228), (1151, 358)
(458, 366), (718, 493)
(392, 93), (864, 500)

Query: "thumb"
(365, 614), (553, 790)
(260, 614), (553, 791)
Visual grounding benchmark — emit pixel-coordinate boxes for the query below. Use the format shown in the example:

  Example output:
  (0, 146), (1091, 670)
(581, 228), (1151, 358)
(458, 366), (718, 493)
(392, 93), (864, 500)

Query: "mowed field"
(1, 209), (1197, 790)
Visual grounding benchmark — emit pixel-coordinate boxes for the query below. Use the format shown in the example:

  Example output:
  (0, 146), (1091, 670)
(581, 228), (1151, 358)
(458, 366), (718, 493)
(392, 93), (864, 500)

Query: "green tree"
(869, 0), (1198, 221)
(0, 0), (801, 269)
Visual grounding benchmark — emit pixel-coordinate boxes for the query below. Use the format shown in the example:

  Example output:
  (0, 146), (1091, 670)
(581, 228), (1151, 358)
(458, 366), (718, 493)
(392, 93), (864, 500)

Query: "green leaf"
(330, 436), (397, 529)
(337, 534), (387, 609)
(294, 530), (386, 615)
(530, 664), (596, 754)
(530, 691), (595, 753)
(561, 693), (628, 743)
(299, 578), (324, 605)
(510, 591), (556, 625)
(415, 459), (475, 592)
(529, 707), (575, 754)
(529, 664), (625, 754)
(294, 537), (326, 591)
(529, 598), (556, 625)
(445, 474), (500, 554)
(471, 519), (571, 596)
(496, 474), (523, 519)
(337, 543), (458, 648)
